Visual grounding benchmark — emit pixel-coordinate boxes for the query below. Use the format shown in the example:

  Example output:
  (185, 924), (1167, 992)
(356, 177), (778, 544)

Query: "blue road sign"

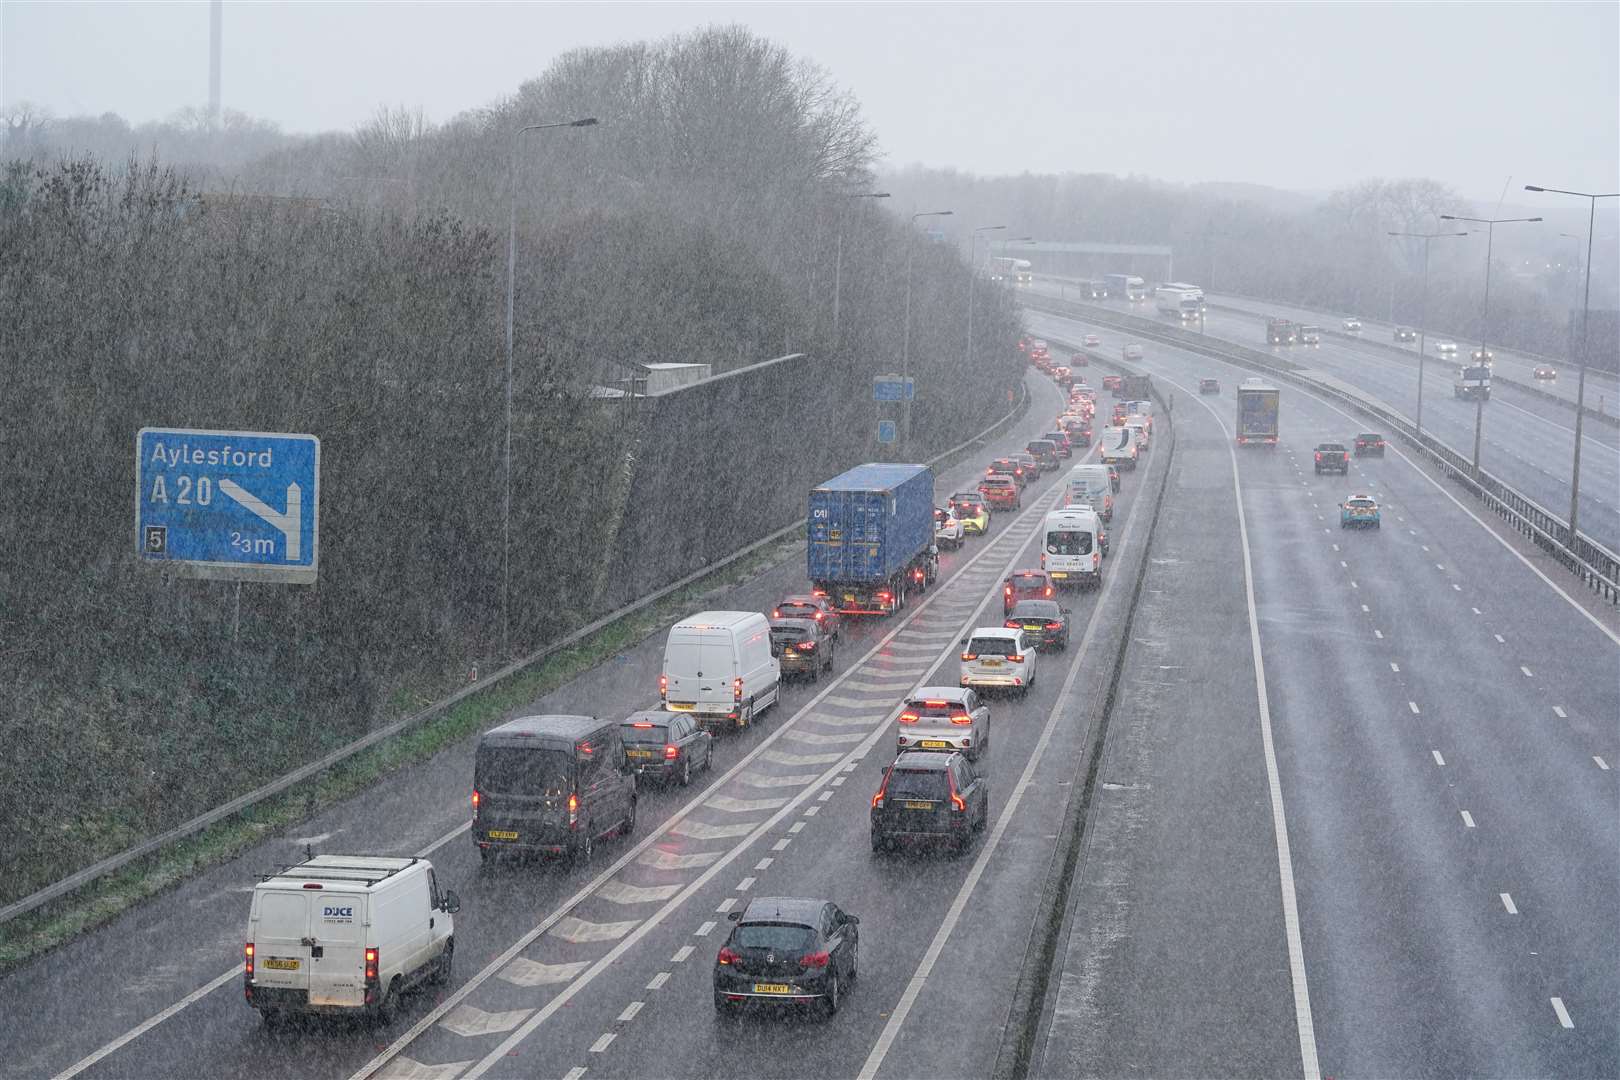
(136, 427), (320, 584)
(873, 374), (915, 402)
(877, 420), (897, 444)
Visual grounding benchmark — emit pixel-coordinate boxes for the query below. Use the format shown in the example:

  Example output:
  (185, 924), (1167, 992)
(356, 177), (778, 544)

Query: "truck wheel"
(432, 938), (454, 986)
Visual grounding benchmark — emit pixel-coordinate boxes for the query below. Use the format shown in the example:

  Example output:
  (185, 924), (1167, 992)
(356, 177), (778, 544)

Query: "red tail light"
(796, 640), (817, 652)
(1008, 654), (1024, 663)
(364, 948), (379, 984)
(960, 652), (978, 661)
(659, 673), (668, 699)
(1005, 619), (1019, 628)
(814, 612), (825, 621)
(471, 789), (481, 811)
(1046, 621), (1063, 630)
(664, 744), (679, 760)
(1314, 452), (1322, 461)
(244, 942), (255, 977)
(1004, 585), (1012, 597)
(771, 609), (781, 618)
(1044, 587), (1053, 597)
(898, 711), (920, 724)
(568, 792), (579, 826)
(950, 789), (967, 812)
(733, 677), (743, 702)
(800, 951), (831, 969)
(718, 947), (738, 966)
(950, 713), (973, 726)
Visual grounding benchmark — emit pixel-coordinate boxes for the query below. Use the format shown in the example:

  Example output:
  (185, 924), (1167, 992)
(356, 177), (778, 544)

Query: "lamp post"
(902, 209), (953, 450)
(502, 116), (597, 659)
(1525, 185), (1619, 542)
(966, 225), (1006, 373)
(1387, 230), (1468, 438)
(1439, 213), (1541, 478)
(832, 192), (890, 344)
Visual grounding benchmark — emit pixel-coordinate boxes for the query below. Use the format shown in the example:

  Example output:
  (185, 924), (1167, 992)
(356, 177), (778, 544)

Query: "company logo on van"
(322, 906), (355, 920)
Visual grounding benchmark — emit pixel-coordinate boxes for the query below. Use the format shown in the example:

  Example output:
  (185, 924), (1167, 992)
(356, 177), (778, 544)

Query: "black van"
(472, 715), (638, 864)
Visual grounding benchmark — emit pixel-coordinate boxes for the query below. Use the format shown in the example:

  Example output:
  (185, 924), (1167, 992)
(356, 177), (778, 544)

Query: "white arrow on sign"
(219, 480), (301, 561)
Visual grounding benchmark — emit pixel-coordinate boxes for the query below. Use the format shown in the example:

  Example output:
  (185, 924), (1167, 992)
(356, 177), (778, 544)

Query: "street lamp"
(966, 225), (1006, 373)
(1387, 230), (1468, 438)
(1439, 213), (1542, 477)
(503, 116), (597, 659)
(832, 192), (890, 343)
(1525, 184), (1619, 541)
(902, 209), (953, 449)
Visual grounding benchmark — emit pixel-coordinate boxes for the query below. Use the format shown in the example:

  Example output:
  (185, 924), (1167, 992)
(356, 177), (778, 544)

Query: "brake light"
(632, 721), (655, 728)
(664, 744), (679, 760)
(733, 677), (743, 702)
(1004, 585), (1012, 597)
(960, 652), (978, 661)
(814, 612), (825, 621)
(1314, 452), (1322, 461)
(771, 609), (781, 618)
(898, 712), (920, 724)
(1008, 654), (1024, 663)
(471, 789), (481, 810)
(796, 640), (817, 652)
(950, 713), (973, 726)
(717, 947), (738, 966)
(364, 948), (379, 984)
(1045, 587), (1053, 597)
(568, 792), (579, 826)
(659, 673), (668, 699)
(1005, 619), (1019, 628)
(878, 591), (892, 602)
(800, 951), (831, 969)
(244, 942), (254, 977)
(1046, 621), (1063, 630)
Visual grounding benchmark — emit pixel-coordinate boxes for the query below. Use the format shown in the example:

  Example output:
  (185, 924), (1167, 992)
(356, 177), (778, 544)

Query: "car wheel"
(705, 743), (715, 771)
(870, 831), (884, 853)
(809, 660), (819, 685)
(431, 937), (454, 986)
(621, 798), (637, 837)
(572, 828), (594, 867)
(680, 756), (693, 787)
(1374, 521), (1381, 530)
(823, 969), (841, 1018)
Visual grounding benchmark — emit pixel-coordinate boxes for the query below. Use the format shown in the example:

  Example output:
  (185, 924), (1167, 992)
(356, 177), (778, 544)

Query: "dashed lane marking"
(1521, 666), (1534, 677)
(670, 945), (694, 963)
(563, 1068), (587, 1080)
(803, 805), (821, 817)
(669, 819), (760, 842)
(788, 821), (807, 833)
(1432, 750), (1446, 766)
(595, 882), (684, 905)
(1409, 702), (1422, 714)
(617, 1001), (643, 1023)
(499, 958), (589, 988)
(439, 1005), (534, 1038)
(1596, 757), (1610, 771)
(1494, 634), (1505, 643)
(1500, 893), (1518, 915)
(1461, 811), (1475, 828)
(737, 876), (755, 890)
(1390, 662), (1400, 672)
(1552, 997), (1574, 1029)
(589, 1033), (615, 1053)
(754, 857), (773, 870)
(645, 972), (669, 991)
(771, 838), (792, 851)
(1374, 630), (1384, 639)
(694, 922), (716, 938)
(714, 898), (736, 914)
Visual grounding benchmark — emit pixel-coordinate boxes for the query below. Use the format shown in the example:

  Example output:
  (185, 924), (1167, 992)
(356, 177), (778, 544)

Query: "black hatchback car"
(714, 897), (860, 1017)
(769, 617), (837, 681)
(619, 710), (713, 787)
(1004, 599), (1071, 650)
(870, 751), (989, 854)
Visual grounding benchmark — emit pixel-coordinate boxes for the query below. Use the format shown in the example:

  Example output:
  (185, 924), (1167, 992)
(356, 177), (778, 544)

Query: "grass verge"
(0, 536), (804, 977)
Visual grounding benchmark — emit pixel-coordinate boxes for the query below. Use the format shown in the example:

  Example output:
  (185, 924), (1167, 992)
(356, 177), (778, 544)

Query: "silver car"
(959, 628), (1039, 697)
(895, 687), (990, 760)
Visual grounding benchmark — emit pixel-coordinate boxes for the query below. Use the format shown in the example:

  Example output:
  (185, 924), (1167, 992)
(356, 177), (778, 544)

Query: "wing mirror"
(846, 915), (860, 926)
(442, 890), (461, 914)
(727, 910), (743, 922)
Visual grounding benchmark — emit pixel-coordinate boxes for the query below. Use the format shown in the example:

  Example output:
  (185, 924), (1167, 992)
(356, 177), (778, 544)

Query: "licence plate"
(754, 983), (793, 995)
(1024, 624), (1043, 631)
(627, 749), (655, 759)
(1049, 573), (1067, 579)
(919, 740), (950, 748)
(487, 829), (519, 841)
(843, 594), (857, 602)
(264, 957), (300, 971)
(982, 659), (1003, 667)
(667, 702), (695, 712)
(784, 649), (798, 657)
(904, 800), (936, 809)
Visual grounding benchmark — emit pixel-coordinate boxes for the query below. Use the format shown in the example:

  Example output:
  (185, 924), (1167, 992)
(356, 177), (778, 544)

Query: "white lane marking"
(771, 838), (791, 851)
(1374, 630), (1384, 639)
(1521, 666), (1534, 677)
(782, 729), (868, 746)
(715, 898), (736, 914)
(736, 876), (755, 890)
(1422, 545), (1430, 552)
(617, 1001), (643, 1023)
(1432, 750), (1446, 766)
(1390, 662), (1400, 672)
(788, 820), (807, 833)
(52, 816), (474, 1080)
(1494, 634), (1505, 643)
(754, 857), (773, 870)
(636, 849), (721, 871)
(645, 972), (669, 991)
(549, 916), (640, 945)
(706, 795), (790, 814)
(831, 776), (847, 787)
(694, 920), (716, 937)
(803, 805), (820, 817)
(1332, 543), (1340, 551)
(1409, 702), (1421, 714)
(439, 1005), (534, 1038)
(589, 1033), (615, 1053)
(760, 748), (845, 767)
(1552, 997), (1575, 1029)
(1451, 584), (1461, 591)
(817, 790), (835, 802)
(670, 945), (693, 963)
(499, 958), (589, 988)
(1361, 604), (1370, 613)
(1596, 757), (1610, 771)
(1472, 607), (1482, 615)
(563, 1068), (587, 1080)
(736, 770), (822, 789)
(1461, 811), (1476, 828)
(1350, 580), (1359, 589)
(596, 881), (685, 905)
(1436, 563), (1445, 571)
(669, 819), (759, 841)
(1500, 892), (1518, 915)
(1339, 560), (1347, 568)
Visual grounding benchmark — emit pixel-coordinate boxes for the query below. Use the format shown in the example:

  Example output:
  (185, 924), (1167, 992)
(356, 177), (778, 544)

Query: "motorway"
(1031, 279), (1620, 551)
(1025, 306), (1619, 1079)
(0, 364), (1168, 1080)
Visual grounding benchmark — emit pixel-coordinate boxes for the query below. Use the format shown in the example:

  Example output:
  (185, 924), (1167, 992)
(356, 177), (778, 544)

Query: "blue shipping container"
(807, 464), (935, 585)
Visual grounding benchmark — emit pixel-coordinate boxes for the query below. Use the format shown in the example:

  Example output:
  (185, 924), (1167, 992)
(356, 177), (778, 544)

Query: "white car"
(959, 627), (1039, 696)
(933, 506), (965, 551)
(1434, 340), (1458, 357)
(1082, 334), (1101, 348)
(1122, 343), (1143, 361)
(1342, 317), (1362, 333)
(894, 687), (990, 760)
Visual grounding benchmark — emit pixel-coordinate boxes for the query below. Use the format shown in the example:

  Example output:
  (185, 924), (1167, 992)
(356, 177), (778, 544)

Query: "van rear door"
(699, 635), (738, 708)
(307, 891), (368, 1006)
(253, 891), (313, 993)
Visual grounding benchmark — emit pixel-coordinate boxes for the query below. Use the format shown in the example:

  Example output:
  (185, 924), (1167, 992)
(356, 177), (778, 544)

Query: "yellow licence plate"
(487, 829), (519, 841)
(754, 983), (793, 995)
(627, 749), (655, 759)
(1024, 624), (1043, 631)
(264, 958), (300, 971)
(904, 800), (935, 809)
(982, 659), (1003, 667)
(919, 740), (950, 748)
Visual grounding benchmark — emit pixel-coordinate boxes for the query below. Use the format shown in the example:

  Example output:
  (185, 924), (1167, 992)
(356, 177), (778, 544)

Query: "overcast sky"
(3, 1), (1615, 202)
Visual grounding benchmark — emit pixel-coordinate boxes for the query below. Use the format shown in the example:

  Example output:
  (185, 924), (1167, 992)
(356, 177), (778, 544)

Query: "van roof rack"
(259, 855), (419, 886)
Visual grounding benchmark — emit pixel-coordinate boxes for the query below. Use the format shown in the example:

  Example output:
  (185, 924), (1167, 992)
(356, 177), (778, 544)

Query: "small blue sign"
(877, 420), (897, 444)
(136, 427), (320, 584)
(873, 374), (915, 402)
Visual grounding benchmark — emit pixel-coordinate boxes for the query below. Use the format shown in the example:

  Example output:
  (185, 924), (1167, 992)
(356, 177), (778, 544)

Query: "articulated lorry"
(1236, 382), (1281, 447)
(1103, 273), (1147, 302)
(1154, 283), (1205, 320)
(1266, 317), (1297, 346)
(1453, 364), (1492, 401)
(808, 463), (939, 615)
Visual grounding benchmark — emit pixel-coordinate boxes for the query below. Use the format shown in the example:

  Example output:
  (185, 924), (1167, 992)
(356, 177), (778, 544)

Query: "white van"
(1124, 418), (1150, 448)
(245, 855), (458, 1024)
(1042, 506), (1107, 588)
(661, 610), (781, 730)
(1100, 426), (1138, 469)
(1065, 464), (1113, 521)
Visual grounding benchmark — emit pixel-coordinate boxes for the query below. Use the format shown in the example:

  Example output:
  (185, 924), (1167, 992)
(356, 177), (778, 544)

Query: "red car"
(979, 475), (1021, 510)
(987, 457), (1030, 488)
(1002, 570), (1055, 615)
(1103, 374), (1122, 392)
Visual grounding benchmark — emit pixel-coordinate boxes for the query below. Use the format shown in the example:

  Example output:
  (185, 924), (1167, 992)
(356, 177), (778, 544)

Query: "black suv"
(620, 710), (713, 787)
(714, 897), (860, 1017)
(870, 751), (989, 854)
(1026, 439), (1060, 472)
(1314, 443), (1351, 475)
(1354, 433), (1386, 457)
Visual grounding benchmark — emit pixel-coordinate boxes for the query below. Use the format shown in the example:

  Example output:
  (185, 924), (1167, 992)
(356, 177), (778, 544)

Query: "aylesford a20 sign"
(135, 427), (320, 584)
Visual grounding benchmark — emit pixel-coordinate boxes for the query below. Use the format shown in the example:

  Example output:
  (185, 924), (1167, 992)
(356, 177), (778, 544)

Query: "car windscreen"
(1046, 529), (1093, 555)
(475, 745), (572, 797)
(776, 603), (817, 618)
(1347, 499), (1376, 509)
(733, 923), (818, 952)
(1358, 434), (1381, 441)
(621, 723), (670, 746)
(907, 699), (969, 719)
(886, 768), (949, 801)
(770, 626), (809, 648)
(1009, 573), (1045, 588)
(1010, 600), (1061, 620)
(968, 636), (1017, 656)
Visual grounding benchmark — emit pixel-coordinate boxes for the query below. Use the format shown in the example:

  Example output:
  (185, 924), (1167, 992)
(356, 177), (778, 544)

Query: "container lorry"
(808, 463), (939, 615)
(1236, 383), (1280, 447)
(1266, 318), (1296, 346)
(1103, 273), (1147, 302)
(1154, 283), (1205, 320)
(1120, 374), (1153, 401)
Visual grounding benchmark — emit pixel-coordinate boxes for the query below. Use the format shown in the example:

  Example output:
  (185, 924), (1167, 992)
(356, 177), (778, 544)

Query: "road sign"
(136, 427), (320, 584)
(873, 374), (915, 402)
(877, 420), (897, 444)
